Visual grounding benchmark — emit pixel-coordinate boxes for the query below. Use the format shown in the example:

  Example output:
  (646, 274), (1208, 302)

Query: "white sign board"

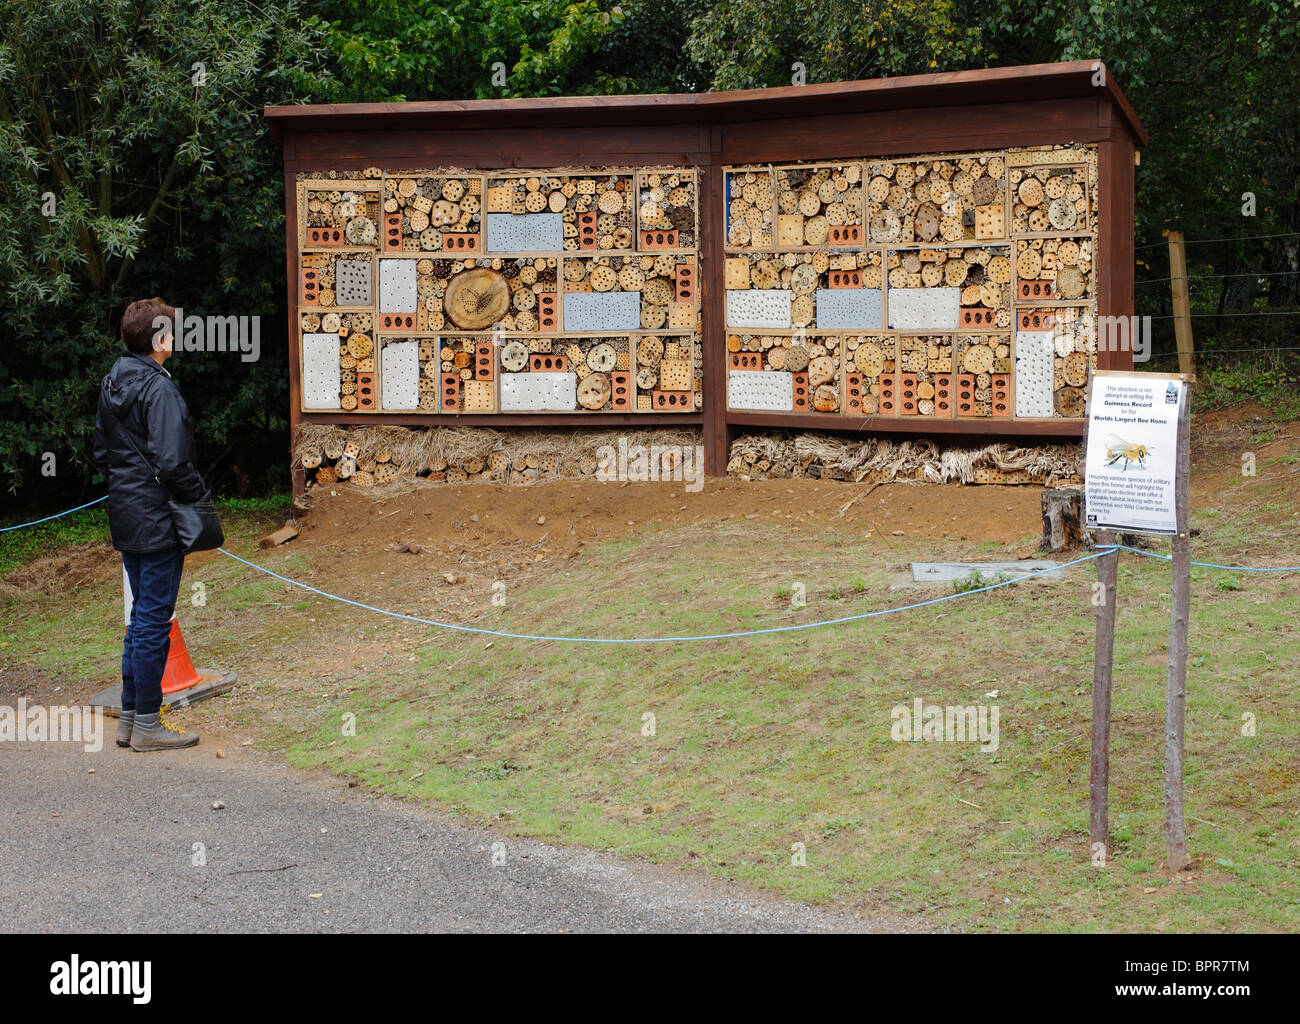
(1084, 373), (1184, 535)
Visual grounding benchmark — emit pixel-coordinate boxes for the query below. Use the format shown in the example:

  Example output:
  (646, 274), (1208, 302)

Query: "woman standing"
(92, 297), (207, 751)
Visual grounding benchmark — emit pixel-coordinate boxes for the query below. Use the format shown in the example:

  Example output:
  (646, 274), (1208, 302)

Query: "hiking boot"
(130, 709), (199, 751)
(116, 710), (136, 748)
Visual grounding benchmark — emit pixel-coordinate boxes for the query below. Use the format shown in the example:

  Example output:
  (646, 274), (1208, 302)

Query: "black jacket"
(92, 352), (208, 553)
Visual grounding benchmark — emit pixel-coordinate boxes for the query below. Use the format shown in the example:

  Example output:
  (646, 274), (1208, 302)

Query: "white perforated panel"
(379, 259), (417, 313)
(335, 258), (372, 307)
(728, 369), (794, 411)
(1015, 331), (1055, 417)
(886, 287), (960, 331)
(500, 372), (578, 411)
(302, 333), (341, 410)
(563, 292), (640, 332)
(726, 290), (793, 329)
(380, 341), (419, 411)
(816, 288), (883, 329)
(486, 213), (564, 253)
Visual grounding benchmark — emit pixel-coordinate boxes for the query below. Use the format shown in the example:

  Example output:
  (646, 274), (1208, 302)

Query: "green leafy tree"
(0, 0), (330, 504)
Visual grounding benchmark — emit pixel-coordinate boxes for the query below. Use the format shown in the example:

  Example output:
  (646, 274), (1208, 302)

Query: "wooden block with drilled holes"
(991, 373), (1010, 417)
(475, 341), (494, 380)
(537, 292), (558, 331)
(674, 263), (695, 304)
(464, 380), (493, 412)
(934, 374), (953, 415)
(725, 258), (750, 290)
(829, 268), (862, 289)
(652, 390), (691, 410)
(957, 373), (977, 416)
(974, 204), (1005, 239)
(578, 213), (598, 250)
(668, 303), (695, 330)
(441, 373), (460, 411)
(301, 269), (320, 305)
(829, 224), (862, 245)
(1017, 310), (1055, 332)
(898, 373), (918, 415)
(487, 186), (513, 213)
(384, 212), (402, 251)
(610, 370), (631, 410)
(845, 372), (865, 414)
(1017, 279), (1056, 301)
(777, 214), (805, 248)
(658, 359), (691, 390)
(530, 353), (568, 373)
(356, 372), (376, 410)
(640, 228), (678, 249)
(960, 307), (997, 328)
(791, 372), (809, 411)
(729, 352), (762, 371)
(442, 232), (479, 253)
(879, 373), (897, 414)
(306, 226), (346, 246)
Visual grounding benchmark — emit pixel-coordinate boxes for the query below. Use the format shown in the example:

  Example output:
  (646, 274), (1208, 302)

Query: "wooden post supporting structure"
(1089, 527), (1118, 864)
(1164, 386), (1192, 870)
(1167, 231), (1197, 377)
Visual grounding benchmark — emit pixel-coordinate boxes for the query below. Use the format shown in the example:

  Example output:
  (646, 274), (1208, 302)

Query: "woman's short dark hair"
(120, 297), (177, 355)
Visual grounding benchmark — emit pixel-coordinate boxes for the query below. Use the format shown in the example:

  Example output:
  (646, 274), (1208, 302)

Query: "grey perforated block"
(379, 259), (417, 313)
(486, 213), (564, 253)
(563, 292), (640, 332)
(728, 369), (793, 411)
(815, 288), (883, 329)
(726, 290), (792, 329)
(380, 341), (419, 411)
(302, 333), (341, 409)
(886, 287), (960, 331)
(1015, 330), (1055, 418)
(500, 372), (577, 411)
(335, 258), (372, 307)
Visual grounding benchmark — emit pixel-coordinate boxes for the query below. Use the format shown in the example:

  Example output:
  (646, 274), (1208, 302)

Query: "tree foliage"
(0, 0), (328, 504)
(1, 0), (1297, 509)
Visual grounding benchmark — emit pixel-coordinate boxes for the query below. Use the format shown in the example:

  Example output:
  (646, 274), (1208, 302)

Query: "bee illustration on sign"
(1105, 435), (1150, 470)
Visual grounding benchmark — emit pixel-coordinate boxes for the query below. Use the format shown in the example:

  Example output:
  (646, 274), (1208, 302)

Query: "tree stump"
(1040, 487), (1085, 552)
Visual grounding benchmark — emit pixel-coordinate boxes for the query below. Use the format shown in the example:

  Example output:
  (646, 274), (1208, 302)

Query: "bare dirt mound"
(1, 543), (118, 593)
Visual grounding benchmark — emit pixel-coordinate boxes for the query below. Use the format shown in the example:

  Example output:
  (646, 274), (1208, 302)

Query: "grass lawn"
(4, 480), (1295, 933)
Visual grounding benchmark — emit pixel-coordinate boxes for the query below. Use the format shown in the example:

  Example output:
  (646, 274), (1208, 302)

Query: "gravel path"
(0, 737), (909, 933)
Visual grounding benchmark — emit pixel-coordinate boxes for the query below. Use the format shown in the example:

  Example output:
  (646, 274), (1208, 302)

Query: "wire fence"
(1133, 230), (1300, 252)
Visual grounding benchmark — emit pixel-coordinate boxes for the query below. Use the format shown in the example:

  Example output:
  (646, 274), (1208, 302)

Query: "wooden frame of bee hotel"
(265, 60), (1147, 490)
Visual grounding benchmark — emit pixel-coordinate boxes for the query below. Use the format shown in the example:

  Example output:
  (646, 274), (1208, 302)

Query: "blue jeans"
(121, 549), (185, 715)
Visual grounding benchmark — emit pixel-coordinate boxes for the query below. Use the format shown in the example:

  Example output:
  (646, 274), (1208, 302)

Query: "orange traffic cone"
(89, 581), (237, 715)
(160, 617), (203, 695)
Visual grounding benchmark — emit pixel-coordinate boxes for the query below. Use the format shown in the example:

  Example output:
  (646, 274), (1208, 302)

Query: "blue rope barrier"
(0, 495), (107, 533)
(217, 547), (1108, 645)
(1102, 543), (1300, 573)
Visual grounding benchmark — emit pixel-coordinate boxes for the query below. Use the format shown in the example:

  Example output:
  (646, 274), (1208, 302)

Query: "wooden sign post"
(1089, 525), (1118, 864)
(1084, 371), (1192, 870)
(1164, 385), (1192, 870)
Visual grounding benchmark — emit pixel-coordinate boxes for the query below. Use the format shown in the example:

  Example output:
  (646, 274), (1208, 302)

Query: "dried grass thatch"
(728, 432), (1082, 486)
(294, 423), (702, 487)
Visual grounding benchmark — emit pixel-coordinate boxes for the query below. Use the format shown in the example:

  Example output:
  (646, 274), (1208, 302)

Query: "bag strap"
(106, 387), (163, 485)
